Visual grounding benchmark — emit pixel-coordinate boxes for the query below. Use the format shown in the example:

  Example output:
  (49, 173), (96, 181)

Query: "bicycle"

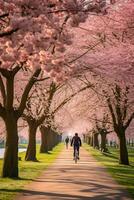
(74, 148), (79, 163)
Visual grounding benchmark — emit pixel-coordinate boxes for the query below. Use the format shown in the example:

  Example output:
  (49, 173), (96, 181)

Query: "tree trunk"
(25, 122), (38, 161)
(118, 132), (129, 165)
(52, 131), (57, 148)
(90, 134), (93, 146)
(100, 132), (107, 152)
(58, 135), (61, 143)
(93, 133), (99, 149)
(2, 112), (18, 178)
(55, 134), (58, 145)
(87, 136), (91, 145)
(83, 134), (86, 143)
(52, 132), (56, 147)
(132, 139), (134, 147)
(47, 129), (53, 151)
(40, 126), (49, 153)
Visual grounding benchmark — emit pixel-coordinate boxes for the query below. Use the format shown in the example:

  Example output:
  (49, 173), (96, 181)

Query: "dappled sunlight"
(0, 0), (134, 199)
(15, 147), (131, 200)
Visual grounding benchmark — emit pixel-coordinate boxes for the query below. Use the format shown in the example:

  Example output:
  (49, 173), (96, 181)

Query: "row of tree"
(0, 0), (134, 178)
(0, 70), (91, 178)
(0, 0), (109, 178)
(76, 80), (134, 165)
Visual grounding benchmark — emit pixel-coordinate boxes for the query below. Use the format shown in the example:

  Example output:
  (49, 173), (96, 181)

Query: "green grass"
(0, 143), (64, 200)
(0, 144), (27, 149)
(84, 144), (134, 198)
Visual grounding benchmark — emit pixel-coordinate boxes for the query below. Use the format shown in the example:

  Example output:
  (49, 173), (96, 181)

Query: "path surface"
(16, 147), (132, 200)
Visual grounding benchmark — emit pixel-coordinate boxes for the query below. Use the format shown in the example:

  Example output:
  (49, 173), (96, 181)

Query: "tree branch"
(0, 66), (21, 109)
(37, 82), (57, 125)
(18, 69), (41, 116)
(52, 85), (92, 114)
(6, 75), (14, 110)
(0, 68), (10, 78)
(124, 112), (134, 130)
(0, 28), (18, 38)
(0, 75), (6, 106)
(0, 103), (5, 118)
(0, 13), (9, 18)
(69, 41), (100, 64)
(122, 87), (129, 121)
(107, 98), (118, 131)
(35, 77), (50, 82)
(12, 65), (22, 75)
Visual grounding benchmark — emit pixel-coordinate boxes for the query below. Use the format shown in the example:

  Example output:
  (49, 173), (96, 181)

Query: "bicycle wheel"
(74, 150), (78, 163)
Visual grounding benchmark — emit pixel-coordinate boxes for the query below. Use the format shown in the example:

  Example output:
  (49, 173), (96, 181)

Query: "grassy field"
(84, 144), (134, 198)
(0, 143), (64, 200)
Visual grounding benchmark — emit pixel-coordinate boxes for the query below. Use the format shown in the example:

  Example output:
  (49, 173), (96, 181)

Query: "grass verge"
(84, 144), (134, 199)
(0, 143), (64, 200)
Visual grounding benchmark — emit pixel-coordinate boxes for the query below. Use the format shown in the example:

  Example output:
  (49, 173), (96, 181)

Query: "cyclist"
(65, 136), (69, 149)
(71, 133), (82, 159)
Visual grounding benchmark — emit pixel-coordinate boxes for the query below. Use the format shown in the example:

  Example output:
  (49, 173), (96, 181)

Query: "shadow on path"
(14, 147), (131, 200)
(0, 188), (128, 200)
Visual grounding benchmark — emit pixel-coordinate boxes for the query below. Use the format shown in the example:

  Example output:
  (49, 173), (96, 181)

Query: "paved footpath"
(16, 147), (132, 200)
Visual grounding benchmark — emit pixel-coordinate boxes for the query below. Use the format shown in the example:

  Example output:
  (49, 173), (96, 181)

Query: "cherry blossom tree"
(40, 114), (62, 153)
(94, 114), (111, 152)
(65, 0), (134, 84)
(60, 72), (134, 165)
(104, 84), (134, 165)
(0, 68), (42, 178)
(0, 0), (116, 177)
(22, 79), (91, 160)
(64, 0), (134, 164)
(23, 81), (58, 161)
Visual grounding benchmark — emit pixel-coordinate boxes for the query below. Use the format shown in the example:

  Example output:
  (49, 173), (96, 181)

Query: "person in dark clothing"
(71, 133), (82, 159)
(65, 136), (69, 149)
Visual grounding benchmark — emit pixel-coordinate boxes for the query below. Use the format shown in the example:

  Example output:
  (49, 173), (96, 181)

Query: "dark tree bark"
(0, 68), (41, 178)
(2, 111), (18, 178)
(40, 126), (49, 153)
(55, 134), (58, 145)
(52, 130), (57, 147)
(106, 85), (134, 165)
(93, 133), (99, 149)
(55, 133), (59, 146)
(1, 70), (19, 178)
(100, 132), (107, 152)
(87, 136), (91, 145)
(40, 127), (60, 153)
(25, 120), (38, 161)
(118, 131), (129, 165)
(90, 134), (93, 146)
(47, 129), (54, 151)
